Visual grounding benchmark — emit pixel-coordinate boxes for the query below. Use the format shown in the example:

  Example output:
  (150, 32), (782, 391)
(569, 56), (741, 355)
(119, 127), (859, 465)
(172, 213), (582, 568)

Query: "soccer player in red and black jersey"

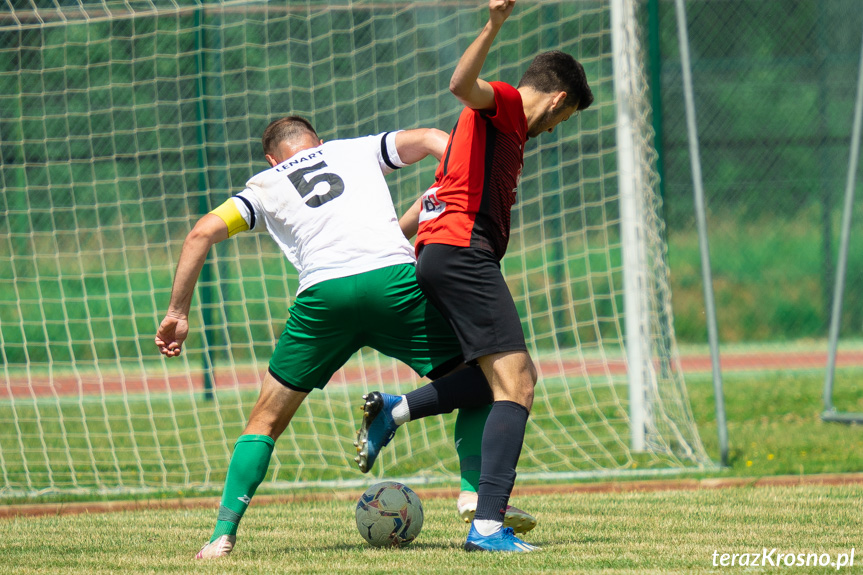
(415, 0), (594, 552)
(356, 0), (593, 553)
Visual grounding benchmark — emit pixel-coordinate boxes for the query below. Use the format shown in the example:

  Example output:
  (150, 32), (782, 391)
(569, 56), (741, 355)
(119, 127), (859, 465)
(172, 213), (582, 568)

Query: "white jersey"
(228, 132), (416, 294)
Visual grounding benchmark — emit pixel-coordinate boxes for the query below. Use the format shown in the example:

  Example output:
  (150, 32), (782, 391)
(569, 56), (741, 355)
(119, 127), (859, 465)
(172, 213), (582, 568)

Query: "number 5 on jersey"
(419, 187), (445, 223)
(288, 160), (346, 208)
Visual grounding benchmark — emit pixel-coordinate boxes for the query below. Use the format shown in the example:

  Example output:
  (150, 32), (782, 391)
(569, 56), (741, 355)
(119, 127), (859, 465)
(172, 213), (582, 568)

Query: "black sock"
(404, 366), (492, 420)
(474, 401), (529, 522)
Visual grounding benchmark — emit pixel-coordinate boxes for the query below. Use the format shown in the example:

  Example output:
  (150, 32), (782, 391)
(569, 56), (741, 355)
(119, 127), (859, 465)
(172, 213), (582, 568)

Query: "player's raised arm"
(155, 213), (229, 357)
(449, 0), (515, 111)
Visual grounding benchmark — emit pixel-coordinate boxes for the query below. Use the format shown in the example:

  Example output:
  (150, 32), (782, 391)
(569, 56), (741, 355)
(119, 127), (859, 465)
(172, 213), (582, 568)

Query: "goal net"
(0, 0), (713, 497)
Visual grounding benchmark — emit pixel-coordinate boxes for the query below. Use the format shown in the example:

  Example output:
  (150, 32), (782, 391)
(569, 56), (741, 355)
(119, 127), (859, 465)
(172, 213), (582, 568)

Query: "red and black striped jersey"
(416, 81), (528, 261)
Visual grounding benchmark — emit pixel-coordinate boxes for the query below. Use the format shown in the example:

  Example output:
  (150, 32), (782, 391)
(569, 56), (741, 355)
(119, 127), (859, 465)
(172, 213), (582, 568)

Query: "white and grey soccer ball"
(355, 481), (424, 547)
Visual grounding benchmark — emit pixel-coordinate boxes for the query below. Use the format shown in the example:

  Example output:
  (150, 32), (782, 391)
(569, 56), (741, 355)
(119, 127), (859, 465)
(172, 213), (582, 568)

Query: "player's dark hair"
(518, 50), (594, 111)
(262, 116), (319, 156)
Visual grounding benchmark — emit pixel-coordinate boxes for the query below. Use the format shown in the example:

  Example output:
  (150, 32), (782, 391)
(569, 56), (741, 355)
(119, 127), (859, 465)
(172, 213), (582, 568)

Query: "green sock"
(210, 434), (275, 542)
(454, 405), (491, 493)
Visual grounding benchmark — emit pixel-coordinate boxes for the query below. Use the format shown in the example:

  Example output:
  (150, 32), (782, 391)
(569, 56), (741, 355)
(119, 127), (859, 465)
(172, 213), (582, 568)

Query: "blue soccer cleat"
(464, 524), (540, 553)
(354, 391), (401, 473)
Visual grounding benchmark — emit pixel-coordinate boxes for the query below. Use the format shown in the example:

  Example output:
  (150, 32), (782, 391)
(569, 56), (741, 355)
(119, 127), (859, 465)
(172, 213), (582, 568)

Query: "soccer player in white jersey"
(154, 116), (534, 559)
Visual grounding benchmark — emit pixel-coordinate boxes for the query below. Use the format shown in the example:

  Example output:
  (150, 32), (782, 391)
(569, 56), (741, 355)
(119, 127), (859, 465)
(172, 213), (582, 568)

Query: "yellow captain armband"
(210, 198), (250, 237)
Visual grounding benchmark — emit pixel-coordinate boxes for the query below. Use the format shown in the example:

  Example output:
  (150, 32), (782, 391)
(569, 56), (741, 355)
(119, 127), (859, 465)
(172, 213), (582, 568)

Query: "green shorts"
(267, 264), (463, 392)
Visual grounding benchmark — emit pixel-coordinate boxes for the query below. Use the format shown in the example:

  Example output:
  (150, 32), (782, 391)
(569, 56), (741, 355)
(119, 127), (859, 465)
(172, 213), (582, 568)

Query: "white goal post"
(611, 0), (653, 453)
(822, 17), (863, 424)
(0, 0), (714, 498)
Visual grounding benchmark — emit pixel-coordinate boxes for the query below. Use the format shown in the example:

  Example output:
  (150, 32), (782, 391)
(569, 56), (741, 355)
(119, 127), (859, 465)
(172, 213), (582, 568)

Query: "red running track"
(5, 349), (863, 399)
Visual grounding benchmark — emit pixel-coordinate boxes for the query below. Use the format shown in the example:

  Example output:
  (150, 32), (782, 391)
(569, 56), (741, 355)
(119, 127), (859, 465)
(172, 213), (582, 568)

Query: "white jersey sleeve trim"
(377, 130), (407, 175)
(232, 190), (261, 231)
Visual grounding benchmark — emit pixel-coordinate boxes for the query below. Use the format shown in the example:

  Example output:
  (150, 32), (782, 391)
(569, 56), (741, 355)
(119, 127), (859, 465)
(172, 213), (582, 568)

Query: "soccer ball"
(355, 481), (424, 547)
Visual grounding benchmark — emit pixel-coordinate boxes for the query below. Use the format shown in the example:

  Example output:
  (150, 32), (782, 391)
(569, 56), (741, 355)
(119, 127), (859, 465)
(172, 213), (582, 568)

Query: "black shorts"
(415, 243), (527, 363)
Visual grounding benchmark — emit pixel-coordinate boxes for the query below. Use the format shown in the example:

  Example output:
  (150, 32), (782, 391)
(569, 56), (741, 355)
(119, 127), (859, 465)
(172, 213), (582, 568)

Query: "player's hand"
(488, 0), (515, 27)
(155, 313), (189, 358)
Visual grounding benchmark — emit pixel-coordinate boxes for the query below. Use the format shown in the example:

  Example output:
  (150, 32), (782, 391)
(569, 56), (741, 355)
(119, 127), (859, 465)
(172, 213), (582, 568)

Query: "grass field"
(1, 484), (860, 573)
(2, 366), (863, 572)
(4, 364), (863, 501)
(0, 367), (701, 499)
(8, 364), (863, 499)
(685, 367), (863, 477)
